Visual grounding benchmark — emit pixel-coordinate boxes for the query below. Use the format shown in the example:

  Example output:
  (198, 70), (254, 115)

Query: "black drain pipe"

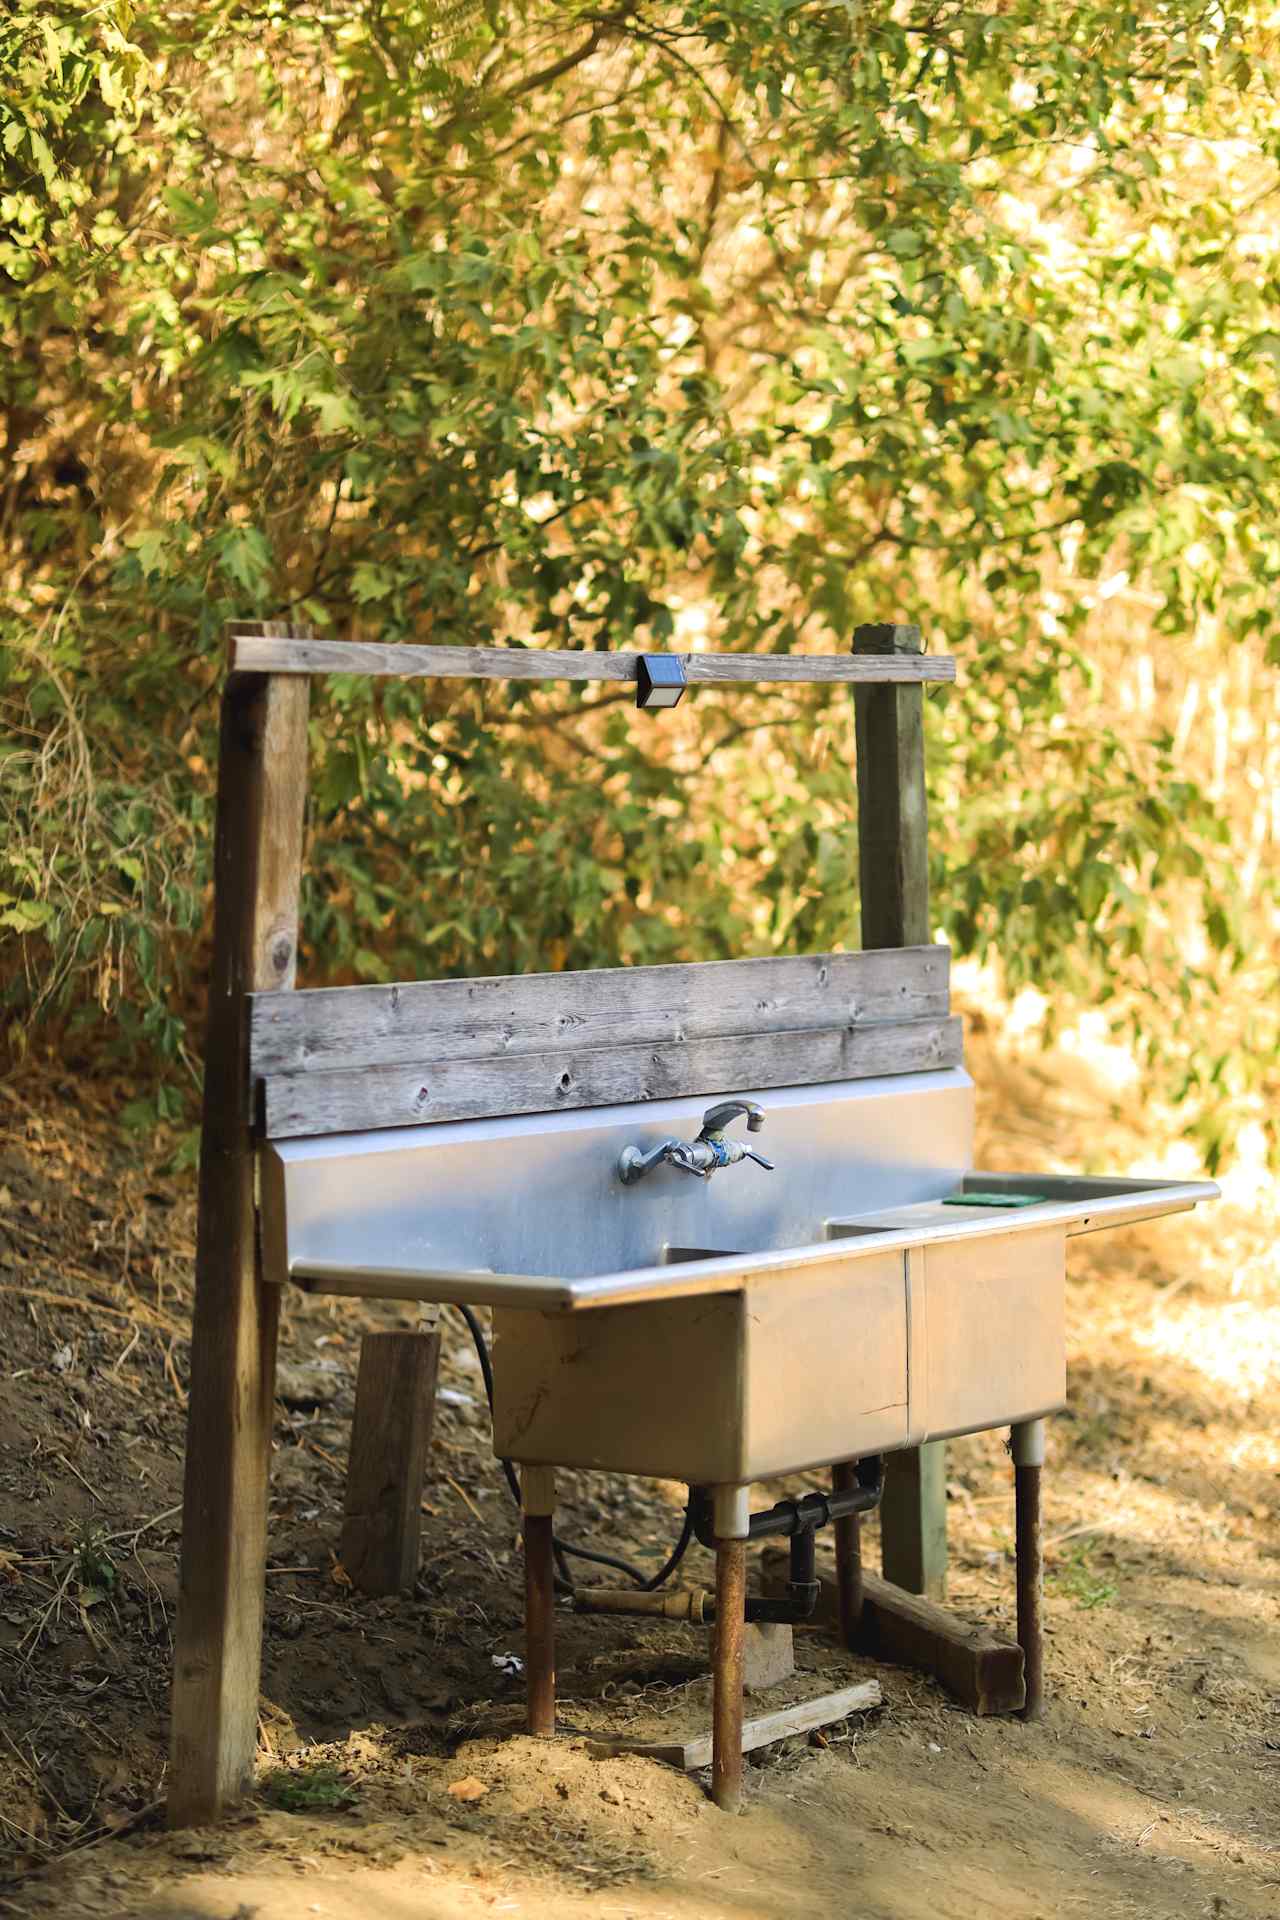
(743, 1522), (821, 1624)
(691, 1457), (884, 1551)
(573, 1463), (885, 1626)
(693, 1458), (884, 1625)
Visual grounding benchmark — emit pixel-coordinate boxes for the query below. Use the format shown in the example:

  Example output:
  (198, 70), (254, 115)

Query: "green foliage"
(2, 1), (1276, 1166)
(261, 1762), (358, 1814)
(75, 1536), (118, 1594)
(1051, 1543), (1118, 1611)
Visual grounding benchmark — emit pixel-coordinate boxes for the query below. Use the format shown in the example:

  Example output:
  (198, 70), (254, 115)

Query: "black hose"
(448, 1303), (693, 1596)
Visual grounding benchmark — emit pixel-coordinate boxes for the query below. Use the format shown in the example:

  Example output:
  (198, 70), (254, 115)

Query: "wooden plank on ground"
(249, 944), (951, 1079)
(168, 665), (310, 1827)
(340, 1330), (441, 1596)
(853, 622), (948, 1601)
(586, 1678), (883, 1771)
(760, 1551), (1024, 1716)
(260, 1013), (964, 1138)
(858, 1570), (1024, 1716)
(229, 633), (956, 686)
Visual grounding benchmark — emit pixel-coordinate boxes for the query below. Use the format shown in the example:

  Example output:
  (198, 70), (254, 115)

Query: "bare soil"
(0, 1017), (1276, 1919)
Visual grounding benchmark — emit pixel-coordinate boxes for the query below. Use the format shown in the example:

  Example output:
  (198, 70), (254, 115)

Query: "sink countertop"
(289, 1171), (1218, 1313)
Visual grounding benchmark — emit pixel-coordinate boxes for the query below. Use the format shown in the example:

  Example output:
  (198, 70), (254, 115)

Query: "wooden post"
(168, 666), (310, 1827)
(879, 1444), (947, 1599)
(853, 621), (947, 1601)
(341, 1329), (441, 1594)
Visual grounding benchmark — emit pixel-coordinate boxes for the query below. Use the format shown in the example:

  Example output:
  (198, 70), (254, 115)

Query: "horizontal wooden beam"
(228, 633), (955, 687)
(761, 1550), (1024, 1716)
(260, 1013), (963, 1138)
(250, 945), (950, 1081)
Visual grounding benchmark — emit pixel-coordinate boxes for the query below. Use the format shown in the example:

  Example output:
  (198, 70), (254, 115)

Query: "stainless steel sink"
(491, 1173), (1216, 1481)
(260, 1068), (975, 1304)
(261, 1068), (1216, 1485)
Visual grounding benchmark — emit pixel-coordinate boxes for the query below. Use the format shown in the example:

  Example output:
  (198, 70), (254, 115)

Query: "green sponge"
(943, 1191), (1044, 1208)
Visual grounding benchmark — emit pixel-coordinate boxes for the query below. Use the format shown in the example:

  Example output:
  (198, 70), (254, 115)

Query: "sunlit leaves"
(1, 1), (1277, 1166)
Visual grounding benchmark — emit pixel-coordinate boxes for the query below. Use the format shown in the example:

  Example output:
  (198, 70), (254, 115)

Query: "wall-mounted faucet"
(617, 1099), (774, 1185)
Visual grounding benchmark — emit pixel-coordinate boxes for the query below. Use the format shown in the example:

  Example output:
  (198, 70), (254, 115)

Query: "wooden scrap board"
(586, 1678), (882, 1771)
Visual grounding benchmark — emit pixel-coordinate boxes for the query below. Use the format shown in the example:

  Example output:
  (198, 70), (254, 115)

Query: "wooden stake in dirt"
(853, 622), (948, 1602)
(522, 1466), (556, 1738)
(341, 1329), (441, 1594)
(168, 663), (310, 1827)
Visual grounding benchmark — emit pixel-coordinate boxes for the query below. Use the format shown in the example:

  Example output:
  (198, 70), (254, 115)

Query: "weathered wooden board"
(760, 1552), (1024, 1716)
(249, 944), (950, 1080)
(261, 1013), (964, 1138)
(586, 1678), (883, 1770)
(169, 666), (310, 1827)
(228, 632), (956, 685)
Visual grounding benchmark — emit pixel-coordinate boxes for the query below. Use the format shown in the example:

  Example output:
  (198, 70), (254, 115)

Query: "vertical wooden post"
(341, 1328), (441, 1594)
(169, 665), (310, 1827)
(853, 621), (947, 1601)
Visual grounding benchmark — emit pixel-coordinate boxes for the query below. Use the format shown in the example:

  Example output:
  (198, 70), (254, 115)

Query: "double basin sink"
(261, 1069), (1217, 1487)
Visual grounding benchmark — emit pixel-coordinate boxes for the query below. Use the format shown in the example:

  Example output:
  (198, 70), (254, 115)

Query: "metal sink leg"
(1012, 1420), (1046, 1721)
(522, 1466), (557, 1736)
(710, 1486), (749, 1812)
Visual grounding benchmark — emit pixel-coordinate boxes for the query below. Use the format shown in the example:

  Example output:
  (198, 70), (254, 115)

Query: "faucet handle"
(666, 1140), (709, 1178)
(700, 1098), (765, 1138)
(741, 1147), (774, 1172)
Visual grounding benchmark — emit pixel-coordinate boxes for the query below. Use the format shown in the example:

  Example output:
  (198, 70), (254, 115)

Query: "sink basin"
(490, 1169), (1216, 1480)
(260, 1069), (975, 1304)
(260, 1070), (1216, 1485)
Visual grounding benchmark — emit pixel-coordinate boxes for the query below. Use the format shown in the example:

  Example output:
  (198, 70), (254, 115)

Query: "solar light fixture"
(635, 653), (687, 710)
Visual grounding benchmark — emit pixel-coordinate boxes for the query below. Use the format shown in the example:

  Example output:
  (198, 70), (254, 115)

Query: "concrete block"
(743, 1621), (795, 1693)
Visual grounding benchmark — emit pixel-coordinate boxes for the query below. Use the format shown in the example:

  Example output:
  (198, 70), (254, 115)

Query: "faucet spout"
(701, 1099), (765, 1137)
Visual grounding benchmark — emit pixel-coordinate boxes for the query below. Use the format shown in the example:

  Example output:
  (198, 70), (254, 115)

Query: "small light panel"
(635, 653), (687, 710)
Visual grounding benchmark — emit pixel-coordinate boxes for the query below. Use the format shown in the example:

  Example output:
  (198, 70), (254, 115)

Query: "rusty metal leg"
(522, 1466), (556, 1737)
(832, 1460), (863, 1649)
(1012, 1420), (1045, 1723)
(711, 1486), (748, 1813)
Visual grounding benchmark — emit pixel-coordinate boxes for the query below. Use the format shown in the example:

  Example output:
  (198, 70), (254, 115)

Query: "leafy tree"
(2, 1), (1276, 1168)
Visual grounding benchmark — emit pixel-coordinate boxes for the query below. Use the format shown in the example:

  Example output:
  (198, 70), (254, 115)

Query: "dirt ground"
(0, 1011), (1276, 1919)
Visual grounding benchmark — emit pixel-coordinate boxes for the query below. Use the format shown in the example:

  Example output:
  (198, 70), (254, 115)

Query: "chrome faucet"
(617, 1099), (774, 1185)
